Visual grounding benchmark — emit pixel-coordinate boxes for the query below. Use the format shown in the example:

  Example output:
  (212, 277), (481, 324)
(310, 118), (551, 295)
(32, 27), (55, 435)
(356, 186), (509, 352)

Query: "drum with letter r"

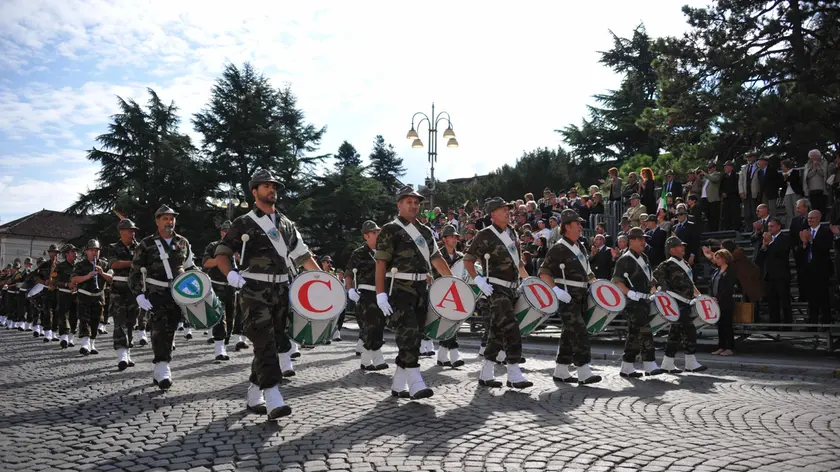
(691, 295), (720, 328)
(425, 276), (475, 340)
(583, 279), (626, 334)
(513, 277), (559, 336)
(288, 271), (346, 345)
(171, 270), (223, 329)
(648, 291), (680, 334)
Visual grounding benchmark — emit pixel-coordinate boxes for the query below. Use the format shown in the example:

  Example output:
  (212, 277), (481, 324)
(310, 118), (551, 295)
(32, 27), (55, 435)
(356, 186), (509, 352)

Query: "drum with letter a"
(648, 291), (680, 334)
(583, 279), (626, 334)
(425, 276), (475, 340)
(512, 277), (559, 335)
(288, 271), (346, 345)
(171, 270), (223, 329)
(691, 294), (721, 328)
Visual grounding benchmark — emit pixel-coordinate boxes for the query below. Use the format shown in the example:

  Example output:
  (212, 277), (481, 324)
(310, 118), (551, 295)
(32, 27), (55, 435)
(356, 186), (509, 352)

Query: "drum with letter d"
(691, 295), (721, 328)
(425, 276), (475, 340)
(583, 279), (626, 334)
(648, 291), (680, 334)
(171, 270), (223, 329)
(288, 271), (346, 345)
(513, 277), (559, 335)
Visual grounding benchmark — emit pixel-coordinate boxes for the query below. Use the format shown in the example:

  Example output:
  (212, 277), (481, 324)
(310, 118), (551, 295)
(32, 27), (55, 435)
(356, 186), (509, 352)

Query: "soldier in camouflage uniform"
(622, 193), (648, 228)
(652, 236), (707, 373)
(539, 209), (601, 384)
(19, 257), (34, 331)
(434, 224), (466, 368)
(201, 220), (234, 361)
(71, 239), (112, 356)
(107, 219), (140, 371)
(4, 261), (23, 330)
(214, 168), (320, 420)
(129, 205), (197, 390)
(466, 197), (533, 389)
(612, 227), (663, 377)
(375, 185), (452, 400)
(54, 244), (79, 348)
(346, 220), (389, 372)
(32, 244), (61, 341)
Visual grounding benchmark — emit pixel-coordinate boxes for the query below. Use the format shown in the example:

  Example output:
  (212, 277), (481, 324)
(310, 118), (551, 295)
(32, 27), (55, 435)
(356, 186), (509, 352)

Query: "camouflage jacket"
(539, 236), (594, 295)
(345, 245), (377, 288)
(53, 260), (75, 291)
(434, 249), (463, 278)
(203, 240), (226, 283)
(129, 232), (194, 296)
(73, 257), (108, 300)
(623, 204), (648, 227)
(652, 258), (695, 302)
(611, 248), (654, 295)
(215, 207), (311, 277)
(464, 224), (522, 283)
(107, 240), (138, 293)
(375, 216), (442, 293)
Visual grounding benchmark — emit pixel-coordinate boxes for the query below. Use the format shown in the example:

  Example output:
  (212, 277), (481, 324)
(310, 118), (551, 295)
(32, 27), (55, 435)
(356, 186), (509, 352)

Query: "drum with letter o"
(425, 276), (475, 340)
(691, 295), (720, 328)
(288, 271), (346, 345)
(171, 270), (223, 329)
(648, 291), (680, 334)
(513, 277), (558, 335)
(583, 279), (626, 334)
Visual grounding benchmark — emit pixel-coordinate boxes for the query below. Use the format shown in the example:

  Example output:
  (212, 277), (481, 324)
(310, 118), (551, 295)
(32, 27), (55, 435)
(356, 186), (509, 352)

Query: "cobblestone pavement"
(0, 328), (839, 472)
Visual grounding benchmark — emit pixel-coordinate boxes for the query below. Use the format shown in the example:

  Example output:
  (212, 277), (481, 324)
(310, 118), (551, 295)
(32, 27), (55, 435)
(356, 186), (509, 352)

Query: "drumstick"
(559, 263), (568, 292)
(352, 268), (358, 291)
(624, 272), (648, 300)
(239, 234), (250, 267)
(388, 267), (398, 296)
(140, 267), (148, 317)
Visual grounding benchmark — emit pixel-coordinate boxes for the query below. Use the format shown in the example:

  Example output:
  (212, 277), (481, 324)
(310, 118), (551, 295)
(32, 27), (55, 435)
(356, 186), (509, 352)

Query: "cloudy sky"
(0, 0), (705, 223)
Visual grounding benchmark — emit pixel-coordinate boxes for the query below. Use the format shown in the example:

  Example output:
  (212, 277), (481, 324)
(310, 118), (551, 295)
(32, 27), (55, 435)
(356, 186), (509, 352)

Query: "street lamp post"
(212, 189), (249, 221)
(406, 103), (458, 209)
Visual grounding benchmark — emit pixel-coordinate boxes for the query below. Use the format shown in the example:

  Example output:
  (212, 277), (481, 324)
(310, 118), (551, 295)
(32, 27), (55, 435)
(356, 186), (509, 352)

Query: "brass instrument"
(48, 257), (58, 291)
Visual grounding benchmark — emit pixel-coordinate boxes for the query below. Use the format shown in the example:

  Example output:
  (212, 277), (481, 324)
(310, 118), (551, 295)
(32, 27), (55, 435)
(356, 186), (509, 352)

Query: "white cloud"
(0, 165), (98, 222)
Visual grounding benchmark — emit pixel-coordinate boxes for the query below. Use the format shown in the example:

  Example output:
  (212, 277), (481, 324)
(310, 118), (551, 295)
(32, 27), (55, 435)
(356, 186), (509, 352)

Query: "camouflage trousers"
(210, 284), (233, 342)
(555, 288), (591, 366)
(240, 282), (292, 389)
(358, 292), (385, 351)
(56, 293), (78, 335)
(390, 285), (429, 369)
(477, 298), (491, 347)
(439, 333), (459, 349)
(136, 309), (148, 331)
(622, 300), (656, 362)
(110, 290), (138, 350)
(483, 286), (523, 365)
(147, 291), (182, 363)
(76, 296), (103, 339)
(352, 300), (366, 343)
(665, 304), (697, 356)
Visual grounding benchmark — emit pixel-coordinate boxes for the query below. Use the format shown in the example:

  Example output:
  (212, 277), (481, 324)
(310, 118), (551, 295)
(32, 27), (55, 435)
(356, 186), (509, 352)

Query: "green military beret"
(361, 220), (381, 234)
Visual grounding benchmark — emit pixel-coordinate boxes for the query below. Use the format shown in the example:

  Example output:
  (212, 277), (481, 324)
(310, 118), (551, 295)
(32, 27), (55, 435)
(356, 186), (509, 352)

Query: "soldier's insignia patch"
(268, 227), (281, 241)
(508, 244), (516, 253)
(414, 236), (426, 247)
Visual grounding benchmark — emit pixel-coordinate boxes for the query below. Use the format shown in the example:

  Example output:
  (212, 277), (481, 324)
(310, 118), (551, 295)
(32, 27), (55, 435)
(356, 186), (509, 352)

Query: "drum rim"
(649, 291), (680, 322)
(588, 279), (627, 312)
(691, 294), (721, 325)
(427, 275), (475, 321)
(171, 271), (213, 305)
(517, 276), (558, 315)
(288, 270), (347, 321)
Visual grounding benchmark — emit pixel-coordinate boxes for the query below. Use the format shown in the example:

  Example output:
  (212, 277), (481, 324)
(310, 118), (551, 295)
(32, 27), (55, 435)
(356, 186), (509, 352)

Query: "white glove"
(689, 298), (697, 306)
(627, 290), (645, 302)
(136, 294), (153, 311)
(226, 271), (246, 289)
(348, 288), (361, 303)
(474, 276), (494, 297)
(376, 293), (393, 317)
(552, 286), (572, 304)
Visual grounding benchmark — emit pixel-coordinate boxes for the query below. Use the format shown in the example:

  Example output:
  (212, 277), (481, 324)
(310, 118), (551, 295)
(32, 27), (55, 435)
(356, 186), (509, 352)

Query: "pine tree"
(367, 135), (405, 196)
(334, 140), (362, 170)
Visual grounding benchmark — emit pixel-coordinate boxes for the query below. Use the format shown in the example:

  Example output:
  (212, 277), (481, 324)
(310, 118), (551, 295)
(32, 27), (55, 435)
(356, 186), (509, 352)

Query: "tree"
(367, 135), (405, 196)
(334, 141), (362, 170)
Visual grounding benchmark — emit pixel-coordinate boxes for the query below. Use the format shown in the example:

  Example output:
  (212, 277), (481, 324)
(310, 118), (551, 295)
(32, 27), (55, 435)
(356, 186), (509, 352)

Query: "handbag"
(733, 302), (754, 323)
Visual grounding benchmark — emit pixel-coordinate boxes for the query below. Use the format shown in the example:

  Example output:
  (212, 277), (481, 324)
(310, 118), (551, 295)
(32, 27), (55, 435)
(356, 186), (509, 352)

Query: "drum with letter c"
(171, 270), (223, 329)
(691, 295), (721, 328)
(648, 291), (680, 334)
(288, 271), (346, 345)
(425, 276), (475, 340)
(583, 279), (626, 334)
(513, 277), (558, 335)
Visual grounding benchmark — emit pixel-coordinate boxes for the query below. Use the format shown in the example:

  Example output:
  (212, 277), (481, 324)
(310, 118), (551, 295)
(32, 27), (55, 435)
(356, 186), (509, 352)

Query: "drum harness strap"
(245, 210), (308, 282)
(76, 289), (104, 297)
(485, 225), (521, 289)
(553, 278), (587, 289)
(389, 218), (433, 281)
(554, 238), (592, 289)
(358, 284), (376, 292)
(664, 257), (695, 305)
(58, 288), (73, 294)
(111, 276), (129, 283)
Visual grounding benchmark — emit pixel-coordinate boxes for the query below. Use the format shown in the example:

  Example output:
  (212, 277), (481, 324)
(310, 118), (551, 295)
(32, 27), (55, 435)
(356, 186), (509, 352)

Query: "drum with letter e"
(583, 279), (626, 334)
(288, 271), (346, 345)
(513, 277), (558, 336)
(171, 270), (223, 329)
(691, 295), (720, 328)
(425, 276), (475, 340)
(648, 291), (680, 334)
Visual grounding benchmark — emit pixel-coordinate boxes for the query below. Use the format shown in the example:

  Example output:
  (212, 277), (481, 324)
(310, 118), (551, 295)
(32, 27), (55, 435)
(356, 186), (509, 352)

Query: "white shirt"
(535, 228), (551, 241)
(702, 178), (710, 199)
(783, 169), (795, 195)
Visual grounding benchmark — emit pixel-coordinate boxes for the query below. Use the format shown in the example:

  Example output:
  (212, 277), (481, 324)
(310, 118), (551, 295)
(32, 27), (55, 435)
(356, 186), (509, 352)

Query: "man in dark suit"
(663, 170), (683, 200)
(643, 214), (667, 268)
(755, 217), (792, 325)
(719, 161), (741, 231)
(750, 204), (771, 263)
(757, 155), (783, 219)
(589, 234), (613, 280)
(687, 195), (705, 233)
(794, 211), (834, 326)
(595, 222), (613, 248)
(788, 198), (810, 301)
(672, 204), (700, 266)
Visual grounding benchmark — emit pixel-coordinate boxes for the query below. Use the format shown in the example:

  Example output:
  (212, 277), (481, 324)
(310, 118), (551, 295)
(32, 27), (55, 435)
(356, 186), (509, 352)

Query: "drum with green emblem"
(171, 270), (223, 329)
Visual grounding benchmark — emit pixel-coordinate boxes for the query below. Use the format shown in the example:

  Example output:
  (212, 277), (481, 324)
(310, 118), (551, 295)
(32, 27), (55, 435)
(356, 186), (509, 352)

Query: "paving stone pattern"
(0, 328), (839, 472)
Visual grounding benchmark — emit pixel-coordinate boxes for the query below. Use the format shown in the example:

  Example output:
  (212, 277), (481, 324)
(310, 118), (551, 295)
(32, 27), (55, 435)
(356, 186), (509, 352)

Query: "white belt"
(77, 289), (104, 297)
(357, 284), (376, 292)
(18, 289), (27, 293)
(488, 277), (519, 289)
(667, 291), (692, 305)
(58, 288), (73, 294)
(211, 280), (228, 286)
(386, 272), (427, 281)
(146, 278), (170, 288)
(241, 272), (290, 284)
(553, 278), (588, 289)
(111, 276), (129, 283)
